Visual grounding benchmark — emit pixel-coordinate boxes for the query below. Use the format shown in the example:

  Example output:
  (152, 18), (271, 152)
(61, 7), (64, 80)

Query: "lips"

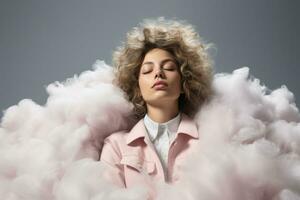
(152, 81), (168, 89)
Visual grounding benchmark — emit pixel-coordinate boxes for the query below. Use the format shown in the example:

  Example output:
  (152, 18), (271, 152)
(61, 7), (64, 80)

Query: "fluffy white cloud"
(0, 60), (299, 200)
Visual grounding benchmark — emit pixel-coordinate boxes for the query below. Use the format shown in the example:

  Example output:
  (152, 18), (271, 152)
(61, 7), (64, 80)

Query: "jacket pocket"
(120, 155), (156, 174)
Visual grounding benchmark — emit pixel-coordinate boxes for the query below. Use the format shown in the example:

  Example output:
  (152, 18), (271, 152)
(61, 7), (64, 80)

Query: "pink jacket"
(100, 113), (199, 199)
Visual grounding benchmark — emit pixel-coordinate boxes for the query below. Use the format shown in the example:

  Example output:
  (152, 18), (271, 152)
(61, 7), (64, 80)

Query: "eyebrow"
(142, 58), (177, 66)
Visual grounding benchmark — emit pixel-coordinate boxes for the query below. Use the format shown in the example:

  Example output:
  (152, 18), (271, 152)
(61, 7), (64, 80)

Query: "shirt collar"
(126, 113), (199, 145)
(143, 112), (181, 142)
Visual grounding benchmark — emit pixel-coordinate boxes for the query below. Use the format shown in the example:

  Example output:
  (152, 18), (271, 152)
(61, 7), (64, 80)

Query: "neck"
(146, 101), (179, 123)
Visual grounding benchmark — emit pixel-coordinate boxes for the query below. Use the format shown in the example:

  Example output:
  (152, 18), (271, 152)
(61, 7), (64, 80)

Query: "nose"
(154, 68), (164, 79)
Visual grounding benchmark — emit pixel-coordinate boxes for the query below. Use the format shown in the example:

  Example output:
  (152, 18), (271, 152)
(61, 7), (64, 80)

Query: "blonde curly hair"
(112, 17), (214, 119)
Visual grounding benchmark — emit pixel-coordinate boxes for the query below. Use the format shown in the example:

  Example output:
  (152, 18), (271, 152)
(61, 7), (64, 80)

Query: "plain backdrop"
(0, 0), (299, 119)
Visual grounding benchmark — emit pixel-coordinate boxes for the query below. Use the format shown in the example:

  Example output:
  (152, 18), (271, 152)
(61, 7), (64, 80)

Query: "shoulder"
(101, 130), (130, 163)
(103, 130), (129, 147)
(101, 118), (145, 155)
(178, 113), (199, 139)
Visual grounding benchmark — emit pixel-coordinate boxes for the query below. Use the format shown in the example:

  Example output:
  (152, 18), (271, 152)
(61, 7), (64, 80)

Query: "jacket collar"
(126, 113), (199, 145)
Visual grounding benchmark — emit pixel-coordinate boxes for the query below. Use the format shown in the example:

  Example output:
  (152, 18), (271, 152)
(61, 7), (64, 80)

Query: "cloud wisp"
(0, 60), (299, 200)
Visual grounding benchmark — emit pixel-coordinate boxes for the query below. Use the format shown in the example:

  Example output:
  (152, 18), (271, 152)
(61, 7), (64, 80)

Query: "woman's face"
(138, 48), (182, 107)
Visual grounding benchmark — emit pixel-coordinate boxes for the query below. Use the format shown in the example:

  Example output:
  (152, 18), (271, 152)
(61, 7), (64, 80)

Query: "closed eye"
(141, 65), (153, 74)
(163, 65), (176, 71)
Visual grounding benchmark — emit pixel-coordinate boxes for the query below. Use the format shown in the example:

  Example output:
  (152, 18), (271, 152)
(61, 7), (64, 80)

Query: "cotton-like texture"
(0, 60), (299, 200)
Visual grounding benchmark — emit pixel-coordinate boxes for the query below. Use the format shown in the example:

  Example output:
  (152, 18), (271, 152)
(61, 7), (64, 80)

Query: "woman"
(100, 17), (213, 197)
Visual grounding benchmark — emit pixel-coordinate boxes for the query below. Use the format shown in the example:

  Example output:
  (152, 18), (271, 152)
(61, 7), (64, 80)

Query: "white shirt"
(143, 113), (181, 176)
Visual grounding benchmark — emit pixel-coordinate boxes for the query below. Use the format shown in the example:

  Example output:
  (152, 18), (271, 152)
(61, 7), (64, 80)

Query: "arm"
(100, 137), (126, 188)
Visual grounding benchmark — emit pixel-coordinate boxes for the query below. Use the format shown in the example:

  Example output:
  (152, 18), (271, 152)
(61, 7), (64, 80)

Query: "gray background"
(0, 0), (299, 119)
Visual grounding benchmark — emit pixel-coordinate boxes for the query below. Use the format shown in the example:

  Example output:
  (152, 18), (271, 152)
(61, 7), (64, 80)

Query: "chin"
(146, 96), (178, 105)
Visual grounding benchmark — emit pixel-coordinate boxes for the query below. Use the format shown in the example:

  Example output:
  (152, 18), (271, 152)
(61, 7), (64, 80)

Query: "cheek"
(138, 76), (150, 94)
(170, 75), (182, 92)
